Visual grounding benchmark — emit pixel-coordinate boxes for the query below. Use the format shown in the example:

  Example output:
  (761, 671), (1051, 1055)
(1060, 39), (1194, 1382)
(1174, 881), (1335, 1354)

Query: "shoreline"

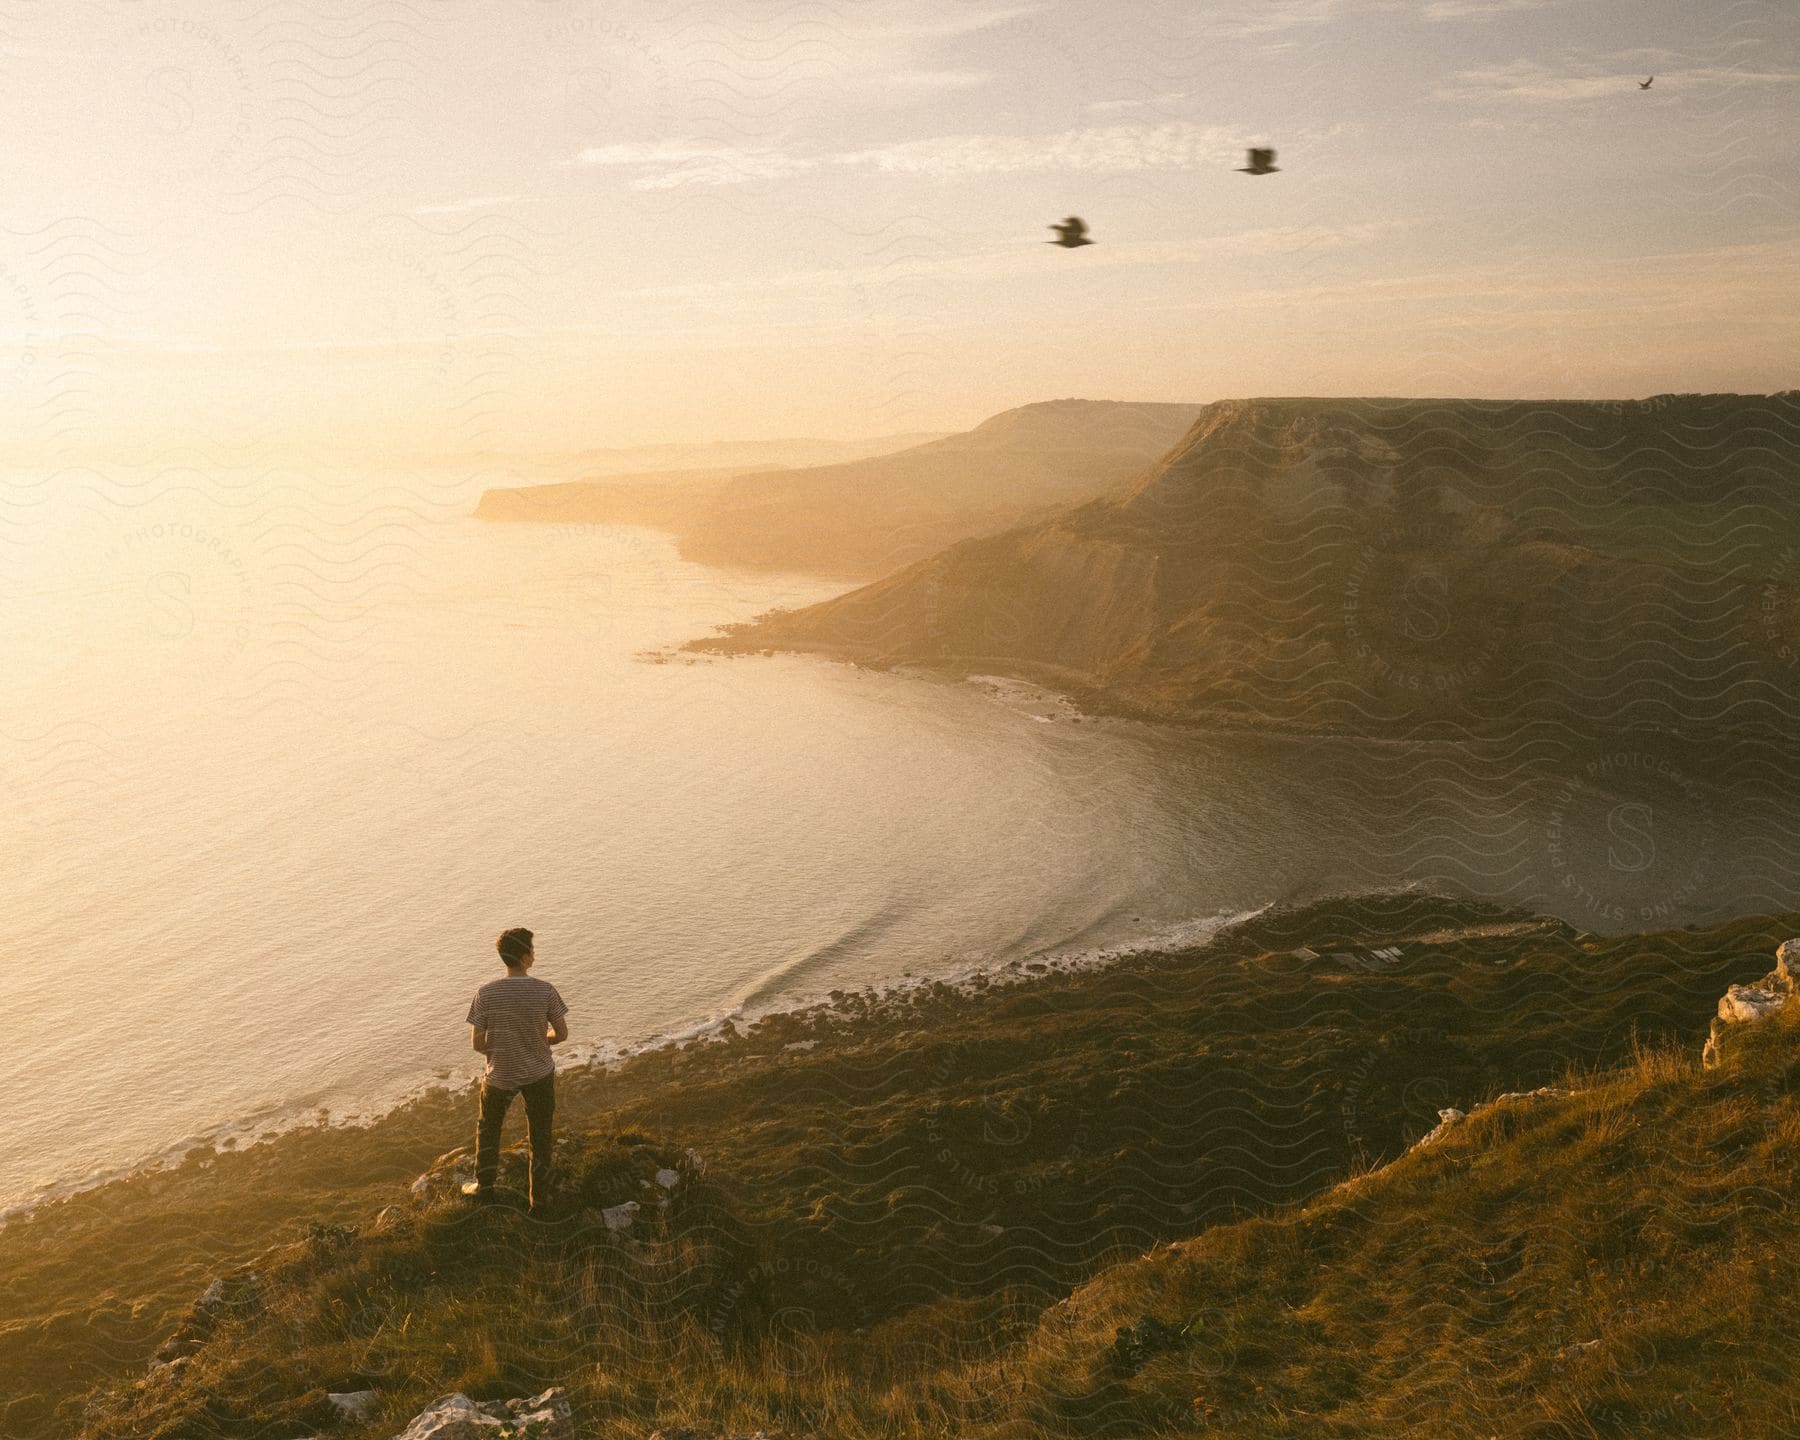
(0, 886), (1296, 1234)
(0, 879), (1513, 1236)
(686, 635), (1800, 760)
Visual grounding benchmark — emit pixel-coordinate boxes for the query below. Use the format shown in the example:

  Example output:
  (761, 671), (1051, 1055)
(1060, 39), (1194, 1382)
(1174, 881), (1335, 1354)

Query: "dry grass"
(7, 894), (1798, 1439)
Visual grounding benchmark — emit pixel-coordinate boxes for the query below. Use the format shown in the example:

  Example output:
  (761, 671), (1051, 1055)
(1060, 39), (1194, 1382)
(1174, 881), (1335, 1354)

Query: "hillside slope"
(39, 897), (1800, 1440)
(476, 399), (1204, 581)
(701, 394), (1800, 739)
(1009, 982), (1800, 1438)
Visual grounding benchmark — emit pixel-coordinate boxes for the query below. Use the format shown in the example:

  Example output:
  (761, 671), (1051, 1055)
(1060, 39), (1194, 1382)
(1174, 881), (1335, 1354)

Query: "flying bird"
(1047, 216), (1093, 248)
(1640, 76), (1654, 89)
(1237, 147), (1280, 176)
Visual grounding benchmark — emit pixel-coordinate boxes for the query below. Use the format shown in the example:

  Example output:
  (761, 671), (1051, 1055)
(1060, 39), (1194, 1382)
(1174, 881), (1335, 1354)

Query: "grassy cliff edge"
(4, 893), (1797, 1438)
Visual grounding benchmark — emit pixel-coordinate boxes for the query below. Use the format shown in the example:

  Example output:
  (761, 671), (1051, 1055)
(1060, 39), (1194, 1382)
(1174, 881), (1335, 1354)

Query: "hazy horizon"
(0, 0), (1792, 464)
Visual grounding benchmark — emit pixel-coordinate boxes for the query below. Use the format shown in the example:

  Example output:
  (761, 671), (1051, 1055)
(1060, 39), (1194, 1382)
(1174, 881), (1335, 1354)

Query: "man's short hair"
(497, 928), (534, 967)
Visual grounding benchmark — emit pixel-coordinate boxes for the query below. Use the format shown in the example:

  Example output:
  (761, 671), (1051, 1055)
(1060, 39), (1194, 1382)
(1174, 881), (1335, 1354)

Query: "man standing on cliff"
(467, 927), (569, 1215)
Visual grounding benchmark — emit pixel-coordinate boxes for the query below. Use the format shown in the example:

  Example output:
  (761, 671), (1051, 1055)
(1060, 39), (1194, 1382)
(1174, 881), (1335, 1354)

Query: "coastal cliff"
(699, 394), (1800, 740)
(474, 399), (1204, 581)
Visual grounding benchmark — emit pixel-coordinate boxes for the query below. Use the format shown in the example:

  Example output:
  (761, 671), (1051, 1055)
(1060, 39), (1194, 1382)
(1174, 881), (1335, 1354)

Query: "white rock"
(654, 1168), (681, 1189)
(410, 1157), (475, 1205)
(601, 1201), (640, 1231)
(1491, 1086), (1569, 1107)
(1414, 1108), (1466, 1149)
(783, 1040), (818, 1052)
(392, 1387), (572, 1440)
(327, 1390), (377, 1420)
(392, 1394), (493, 1440)
(1776, 938), (1800, 986)
(1702, 939), (1800, 1068)
(1720, 982), (1787, 1025)
(491, 1388), (572, 1439)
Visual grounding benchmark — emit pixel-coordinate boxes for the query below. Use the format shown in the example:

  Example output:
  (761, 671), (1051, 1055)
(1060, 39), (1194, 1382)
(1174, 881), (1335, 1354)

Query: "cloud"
(1422, 0), (1549, 19)
(1086, 92), (1192, 115)
(1193, 0), (1368, 38)
(1436, 60), (1800, 103)
(575, 140), (820, 188)
(600, 2), (1030, 118)
(837, 121), (1245, 176)
(1194, 0), (1573, 35)
(857, 3), (1046, 40)
(579, 120), (1251, 189)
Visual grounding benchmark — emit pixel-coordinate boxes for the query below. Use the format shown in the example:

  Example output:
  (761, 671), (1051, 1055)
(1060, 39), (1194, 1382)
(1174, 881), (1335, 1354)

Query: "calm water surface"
(1, 468), (1793, 1219)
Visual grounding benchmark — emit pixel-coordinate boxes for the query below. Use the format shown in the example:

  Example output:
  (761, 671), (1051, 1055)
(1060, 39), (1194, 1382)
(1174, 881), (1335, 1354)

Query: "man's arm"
(471, 1025), (491, 1054)
(546, 1017), (568, 1045)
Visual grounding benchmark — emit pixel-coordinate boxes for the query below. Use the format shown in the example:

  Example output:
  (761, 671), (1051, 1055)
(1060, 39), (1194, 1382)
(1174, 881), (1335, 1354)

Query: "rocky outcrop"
(409, 1145), (477, 1204)
(407, 1133), (705, 1235)
(600, 1200), (640, 1231)
(1414, 1107), (1467, 1149)
(390, 1387), (573, 1440)
(1702, 938), (1800, 1067)
(149, 1269), (263, 1368)
(1410, 1086), (1571, 1153)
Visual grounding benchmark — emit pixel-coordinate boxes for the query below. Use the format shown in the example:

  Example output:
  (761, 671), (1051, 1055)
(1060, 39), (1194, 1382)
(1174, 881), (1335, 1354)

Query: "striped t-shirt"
(466, 975), (569, 1090)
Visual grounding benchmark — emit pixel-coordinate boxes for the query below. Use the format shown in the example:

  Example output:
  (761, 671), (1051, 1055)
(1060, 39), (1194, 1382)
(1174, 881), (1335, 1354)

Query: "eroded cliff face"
(705, 394), (1800, 738)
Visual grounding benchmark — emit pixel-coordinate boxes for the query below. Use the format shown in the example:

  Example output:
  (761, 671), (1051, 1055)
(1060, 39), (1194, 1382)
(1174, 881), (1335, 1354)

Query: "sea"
(3, 464), (1796, 1223)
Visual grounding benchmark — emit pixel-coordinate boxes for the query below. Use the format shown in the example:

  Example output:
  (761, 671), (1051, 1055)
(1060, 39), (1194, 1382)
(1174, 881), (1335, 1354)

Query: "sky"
(0, 0), (1794, 458)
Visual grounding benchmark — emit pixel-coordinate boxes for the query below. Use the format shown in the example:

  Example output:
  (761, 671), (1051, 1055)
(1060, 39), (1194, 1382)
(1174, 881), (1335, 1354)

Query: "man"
(466, 927), (569, 1214)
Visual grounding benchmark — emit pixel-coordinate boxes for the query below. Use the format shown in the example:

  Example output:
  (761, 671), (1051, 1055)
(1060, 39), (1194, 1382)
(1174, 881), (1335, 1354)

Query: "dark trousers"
(475, 1068), (555, 1208)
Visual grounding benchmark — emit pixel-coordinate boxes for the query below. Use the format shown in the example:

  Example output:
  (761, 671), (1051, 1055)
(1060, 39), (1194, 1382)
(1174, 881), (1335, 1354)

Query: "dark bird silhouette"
(1237, 147), (1280, 175)
(1640, 76), (1654, 89)
(1047, 216), (1093, 248)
